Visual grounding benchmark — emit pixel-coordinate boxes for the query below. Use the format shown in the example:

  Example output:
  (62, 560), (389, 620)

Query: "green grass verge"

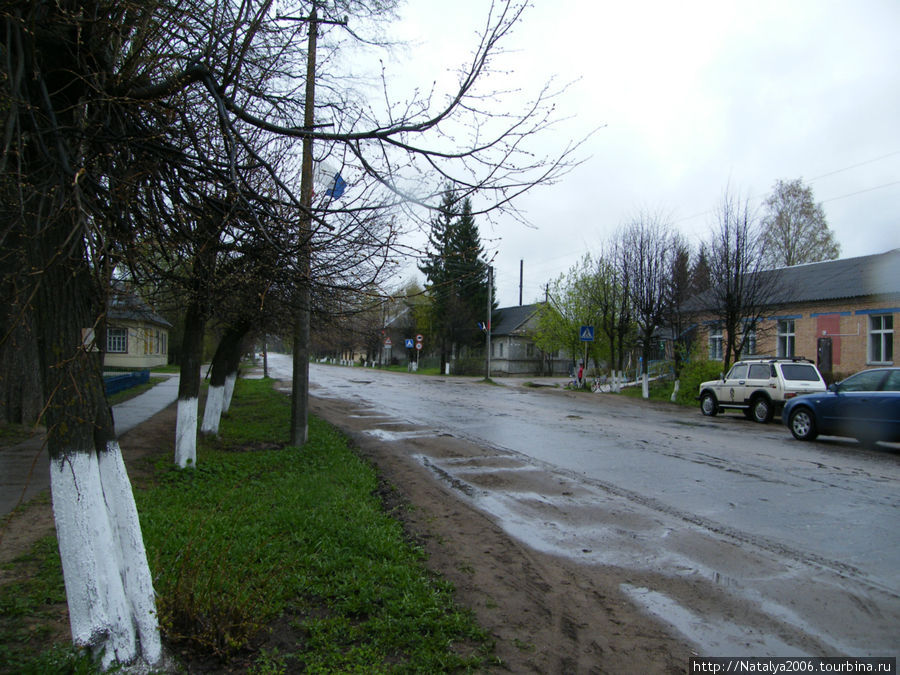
(618, 378), (679, 402)
(0, 536), (95, 674)
(1, 377), (493, 673)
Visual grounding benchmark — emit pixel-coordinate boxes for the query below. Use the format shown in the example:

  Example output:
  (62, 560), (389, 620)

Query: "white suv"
(698, 357), (827, 423)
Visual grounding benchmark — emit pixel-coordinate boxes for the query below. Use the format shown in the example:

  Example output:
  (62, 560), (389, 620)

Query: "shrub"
(674, 357), (724, 406)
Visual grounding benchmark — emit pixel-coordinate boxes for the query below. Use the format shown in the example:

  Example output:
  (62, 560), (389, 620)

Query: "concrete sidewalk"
(0, 374), (180, 516)
(112, 374), (179, 435)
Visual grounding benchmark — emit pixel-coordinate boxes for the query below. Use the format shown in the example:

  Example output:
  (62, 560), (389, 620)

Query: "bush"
(674, 358), (724, 406)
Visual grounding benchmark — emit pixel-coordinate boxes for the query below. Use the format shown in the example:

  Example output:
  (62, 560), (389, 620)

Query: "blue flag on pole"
(326, 173), (346, 199)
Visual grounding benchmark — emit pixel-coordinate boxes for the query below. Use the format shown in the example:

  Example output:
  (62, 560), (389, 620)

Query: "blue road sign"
(405, 338), (414, 349)
(580, 325), (595, 342)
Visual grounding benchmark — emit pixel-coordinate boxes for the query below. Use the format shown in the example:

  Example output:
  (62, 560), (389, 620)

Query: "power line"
(820, 180), (900, 204)
(672, 151), (900, 226)
(808, 150), (900, 183)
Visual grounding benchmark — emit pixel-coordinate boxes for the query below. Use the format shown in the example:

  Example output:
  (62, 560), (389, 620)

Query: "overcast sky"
(386, 0), (900, 308)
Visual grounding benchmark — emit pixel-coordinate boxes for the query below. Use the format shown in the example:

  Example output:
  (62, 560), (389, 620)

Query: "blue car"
(783, 367), (900, 445)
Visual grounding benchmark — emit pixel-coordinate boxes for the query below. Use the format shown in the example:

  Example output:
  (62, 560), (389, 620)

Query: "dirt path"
(1, 390), (690, 673)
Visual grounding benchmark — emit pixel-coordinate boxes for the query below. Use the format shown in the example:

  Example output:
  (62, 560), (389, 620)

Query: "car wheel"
(700, 392), (718, 417)
(788, 408), (818, 441)
(751, 396), (773, 423)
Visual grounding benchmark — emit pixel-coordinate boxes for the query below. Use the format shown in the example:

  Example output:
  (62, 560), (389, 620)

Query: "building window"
(741, 327), (757, 358)
(499, 342), (504, 357)
(869, 314), (893, 364)
(777, 320), (795, 358)
(526, 343), (534, 358)
(107, 327), (128, 353)
(708, 325), (723, 360)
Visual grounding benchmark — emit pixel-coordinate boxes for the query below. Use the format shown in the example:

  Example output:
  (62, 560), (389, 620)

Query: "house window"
(526, 343), (534, 358)
(869, 314), (893, 364)
(107, 327), (128, 353)
(499, 342), (504, 357)
(741, 327), (757, 358)
(708, 325), (723, 360)
(777, 320), (795, 358)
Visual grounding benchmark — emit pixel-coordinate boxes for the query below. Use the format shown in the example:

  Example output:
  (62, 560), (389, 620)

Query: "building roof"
(686, 248), (900, 311)
(770, 248), (899, 303)
(491, 303), (542, 336)
(108, 285), (172, 328)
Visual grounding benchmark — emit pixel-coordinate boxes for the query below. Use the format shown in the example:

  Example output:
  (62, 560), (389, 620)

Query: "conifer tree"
(419, 192), (492, 371)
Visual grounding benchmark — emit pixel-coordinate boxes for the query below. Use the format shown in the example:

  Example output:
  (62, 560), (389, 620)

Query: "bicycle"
(590, 375), (609, 393)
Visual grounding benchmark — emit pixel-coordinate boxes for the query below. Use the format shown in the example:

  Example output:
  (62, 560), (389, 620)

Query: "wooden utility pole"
(287, 5), (347, 446)
(485, 265), (493, 379)
(290, 6), (318, 446)
(519, 259), (523, 306)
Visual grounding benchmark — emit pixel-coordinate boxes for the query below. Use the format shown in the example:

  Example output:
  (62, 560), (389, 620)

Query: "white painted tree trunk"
(642, 373), (649, 399)
(50, 443), (161, 669)
(222, 371), (237, 413)
(200, 385), (225, 436)
(671, 379), (680, 402)
(175, 397), (198, 468)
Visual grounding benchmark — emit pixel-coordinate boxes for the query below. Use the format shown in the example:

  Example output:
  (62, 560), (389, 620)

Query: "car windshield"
(780, 364), (820, 381)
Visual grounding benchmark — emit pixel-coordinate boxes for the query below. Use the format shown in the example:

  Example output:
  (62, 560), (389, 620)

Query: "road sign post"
(579, 326), (594, 383)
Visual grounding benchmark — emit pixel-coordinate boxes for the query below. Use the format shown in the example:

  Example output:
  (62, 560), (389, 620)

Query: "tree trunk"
(27, 221), (160, 667)
(201, 324), (248, 435)
(175, 302), (205, 468)
(0, 305), (42, 425)
(222, 331), (246, 413)
(0, 237), (43, 425)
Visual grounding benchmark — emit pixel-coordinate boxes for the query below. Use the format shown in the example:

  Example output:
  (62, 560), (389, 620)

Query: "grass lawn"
(0, 378), (494, 673)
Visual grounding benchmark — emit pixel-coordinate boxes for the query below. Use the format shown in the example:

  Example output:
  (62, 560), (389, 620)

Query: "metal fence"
(104, 369), (150, 396)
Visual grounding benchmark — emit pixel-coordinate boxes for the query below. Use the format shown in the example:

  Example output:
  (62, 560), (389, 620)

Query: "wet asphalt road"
(271, 356), (900, 655)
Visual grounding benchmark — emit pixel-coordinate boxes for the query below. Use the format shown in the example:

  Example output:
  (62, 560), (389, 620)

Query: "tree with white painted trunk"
(24, 236), (163, 668)
(1, 2), (169, 666)
(202, 323), (252, 436)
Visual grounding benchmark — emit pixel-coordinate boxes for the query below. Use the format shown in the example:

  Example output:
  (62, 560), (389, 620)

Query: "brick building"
(686, 249), (898, 379)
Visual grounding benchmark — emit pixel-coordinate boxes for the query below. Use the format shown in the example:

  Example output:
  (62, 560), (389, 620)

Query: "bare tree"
(705, 188), (782, 370)
(619, 213), (674, 377)
(760, 178), (840, 268)
(664, 234), (695, 378)
(603, 236), (637, 372)
(1, 0), (580, 666)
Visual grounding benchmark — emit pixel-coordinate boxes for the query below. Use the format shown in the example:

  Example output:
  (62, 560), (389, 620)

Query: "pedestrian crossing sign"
(580, 325), (594, 342)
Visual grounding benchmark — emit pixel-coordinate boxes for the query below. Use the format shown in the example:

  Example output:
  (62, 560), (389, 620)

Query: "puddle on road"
(365, 428), (435, 442)
(413, 451), (886, 655)
(621, 584), (806, 656)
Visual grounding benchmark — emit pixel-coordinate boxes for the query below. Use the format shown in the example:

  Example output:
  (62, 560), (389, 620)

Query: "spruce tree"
(419, 192), (493, 370)
(447, 197), (492, 348)
(419, 190), (458, 370)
